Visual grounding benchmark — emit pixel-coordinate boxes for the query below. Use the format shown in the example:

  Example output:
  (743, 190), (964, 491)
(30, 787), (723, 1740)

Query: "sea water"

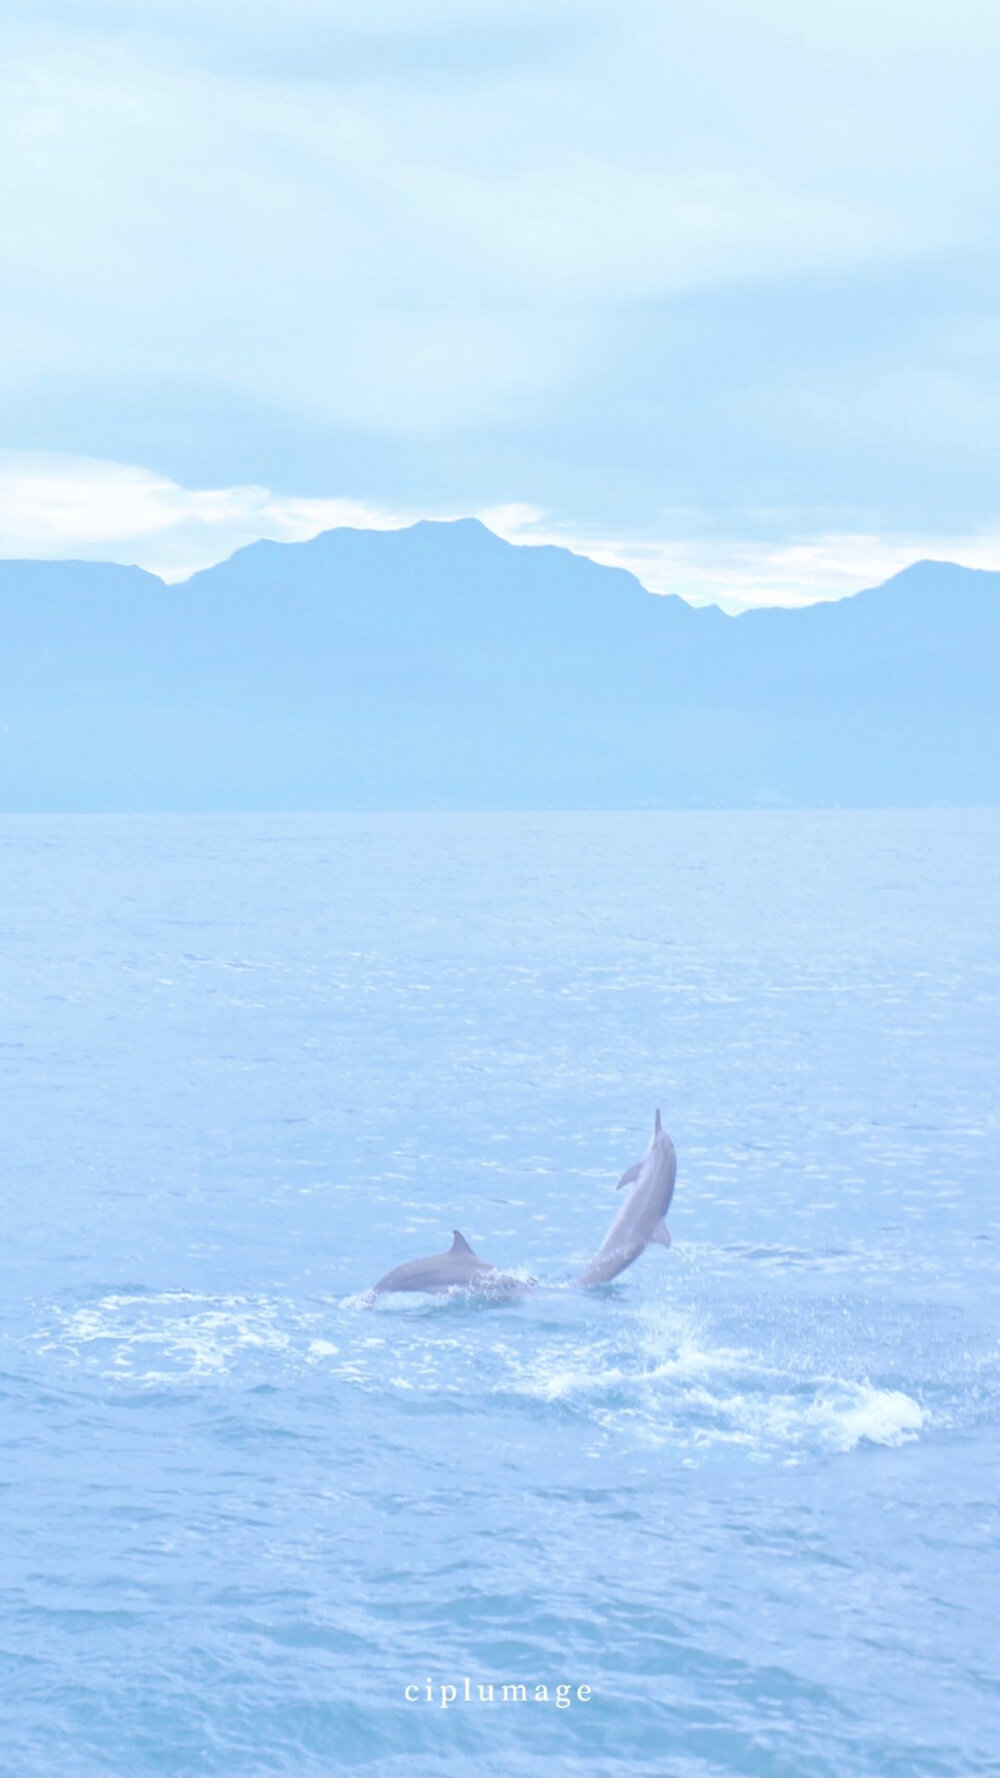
(1, 812), (998, 1778)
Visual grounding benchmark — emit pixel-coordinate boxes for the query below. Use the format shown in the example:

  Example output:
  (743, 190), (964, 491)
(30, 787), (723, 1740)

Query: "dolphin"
(366, 1230), (530, 1303)
(576, 1109), (677, 1287)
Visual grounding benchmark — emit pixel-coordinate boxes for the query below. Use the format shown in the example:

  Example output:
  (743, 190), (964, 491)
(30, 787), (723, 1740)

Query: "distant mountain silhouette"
(0, 520), (996, 807)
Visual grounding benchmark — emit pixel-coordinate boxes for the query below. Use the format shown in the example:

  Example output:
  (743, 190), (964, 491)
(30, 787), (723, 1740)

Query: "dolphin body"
(367, 1230), (528, 1303)
(576, 1110), (677, 1287)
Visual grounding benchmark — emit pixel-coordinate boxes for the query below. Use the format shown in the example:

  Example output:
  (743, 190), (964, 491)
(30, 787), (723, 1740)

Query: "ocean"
(1, 811), (998, 1777)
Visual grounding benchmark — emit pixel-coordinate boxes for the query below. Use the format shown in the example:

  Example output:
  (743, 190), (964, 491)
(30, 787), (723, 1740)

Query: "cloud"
(479, 504), (1000, 608)
(2, 3), (1000, 550)
(524, 526), (1000, 611)
(3, 2), (996, 431)
(3, 450), (997, 607)
(0, 452), (409, 578)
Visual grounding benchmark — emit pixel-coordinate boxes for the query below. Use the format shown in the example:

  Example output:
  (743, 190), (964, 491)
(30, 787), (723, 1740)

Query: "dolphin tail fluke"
(450, 1230), (474, 1254)
(649, 1220), (671, 1247)
(615, 1162), (641, 1191)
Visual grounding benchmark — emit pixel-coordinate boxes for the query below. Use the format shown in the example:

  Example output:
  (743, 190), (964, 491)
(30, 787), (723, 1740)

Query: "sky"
(2, 0), (1000, 606)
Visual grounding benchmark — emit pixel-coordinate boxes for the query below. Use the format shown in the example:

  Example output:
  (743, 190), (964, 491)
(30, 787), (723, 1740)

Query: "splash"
(491, 1304), (927, 1458)
(34, 1289), (928, 1459)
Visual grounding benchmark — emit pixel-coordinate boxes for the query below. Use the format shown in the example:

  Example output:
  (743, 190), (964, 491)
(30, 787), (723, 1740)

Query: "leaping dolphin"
(366, 1230), (530, 1304)
(576, 1110), (676, 1287)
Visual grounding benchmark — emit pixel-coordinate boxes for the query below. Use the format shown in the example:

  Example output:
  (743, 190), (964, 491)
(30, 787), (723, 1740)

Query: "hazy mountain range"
(0, 519), (996, 808)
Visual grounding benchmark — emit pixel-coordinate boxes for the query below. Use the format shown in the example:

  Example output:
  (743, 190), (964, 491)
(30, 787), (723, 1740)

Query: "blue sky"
(2, 0), (999, 604)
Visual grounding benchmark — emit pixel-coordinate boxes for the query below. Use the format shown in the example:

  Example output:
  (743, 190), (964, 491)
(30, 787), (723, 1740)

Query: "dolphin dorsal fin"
(450, 1229), (474, 1254)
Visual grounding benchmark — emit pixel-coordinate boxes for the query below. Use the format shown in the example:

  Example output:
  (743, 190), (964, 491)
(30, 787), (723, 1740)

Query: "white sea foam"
(491, 1307), (927, 1458)
(806, 1383), (926, 1451)
(37, 1291), (305, 1382)
(35, 1290), (928, 1458)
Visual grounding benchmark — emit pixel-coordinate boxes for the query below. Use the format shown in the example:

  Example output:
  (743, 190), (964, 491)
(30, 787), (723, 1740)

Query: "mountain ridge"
(0, 521), (996, 809)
